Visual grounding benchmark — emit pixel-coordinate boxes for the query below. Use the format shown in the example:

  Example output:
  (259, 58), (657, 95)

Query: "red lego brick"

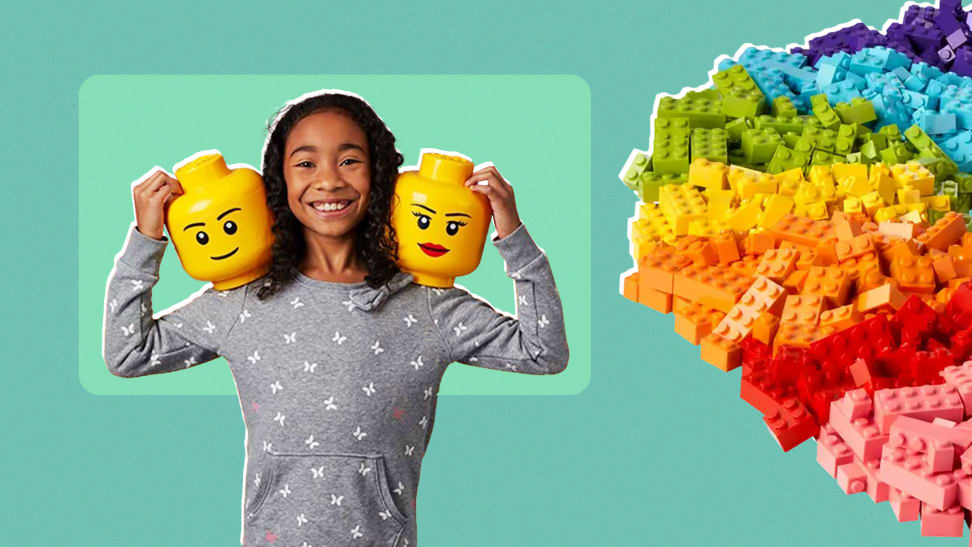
(763, 397), (817, 452)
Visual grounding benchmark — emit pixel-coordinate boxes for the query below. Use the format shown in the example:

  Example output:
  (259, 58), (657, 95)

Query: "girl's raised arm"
(428, 223), (568, 375)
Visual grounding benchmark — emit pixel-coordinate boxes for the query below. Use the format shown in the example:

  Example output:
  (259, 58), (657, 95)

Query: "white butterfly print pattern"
(121, 323), (135, 337)
(333, 331), (347, 345)
(410, 356), (425, 371)
(202, 320), (216, 334)
(324, 396), (338, 411)
(284, 332), (296, 344)
(378, 510), (391, 521)
(357, 462), (372, 476)
(453, 322), (468, 337)
(296, 513), (308, 527)
(270, 380), (283, 395)
(273, 412), (286, 427)
(371, 340), (383, 355)
(303, 361), (318, 373)
(247, 350), (261, 364)
(350, 525), (363, 539)
(305, 435), (320, 449)
(290, 297), (304, 309)
(362, 383), (376, 396)
(403, 314), (417, 327)
(342, 299), (356, 312)
(352, 426), (366, 441)
(130, 279), (144, 291)
(239, 309), (252, 323)
(538, 314), (550, 328)
(311, 465), (325, 479)
(108, 299), (118, 313)
(330, 495), (343, 506)
(278, 484), (292, 498)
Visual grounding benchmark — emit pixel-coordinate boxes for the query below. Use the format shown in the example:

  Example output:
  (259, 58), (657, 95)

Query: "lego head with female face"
(255, 91), (404, 300)
(391, 151), (492, 288)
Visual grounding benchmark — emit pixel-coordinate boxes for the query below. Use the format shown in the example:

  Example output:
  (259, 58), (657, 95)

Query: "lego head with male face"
(166, 153), (275, 290)
(391, 151), (491, 288)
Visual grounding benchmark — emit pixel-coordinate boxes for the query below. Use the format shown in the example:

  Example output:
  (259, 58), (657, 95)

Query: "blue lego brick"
(940, 130), (972, 171)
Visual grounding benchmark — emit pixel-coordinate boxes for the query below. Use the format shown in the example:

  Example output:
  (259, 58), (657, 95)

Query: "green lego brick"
(878, 124), (902, 142)
(654, 116), (691, 135)
(834, 97), (877, 125)
(957, 193), (971, 213)
(845, 151), (868, 164)
(657, 92), (726, 129)
(811, 94), (841, 130)
(879, 141), (914, 164)
(741, 127), (782, 164)
(955, 173), (972, 193)
(801, 126), (837, 152)
(917, 155), (959, 182)
(772, 96), (798, 119)
(652, 127), (690, 174)
(691, 127), (729, 164)
(622, 152), (651, 190)
(858, 141), (880, 163)
(724, 117), (751, 144)
(833, 124), (857, 156)
(638, 171), (686, 202)
(711, 65), (766, 119)
(767, 142), (811, 174)
(811, 149), (844, 166)
(782, 131), (802, 148)
(754, 115), (806, 135)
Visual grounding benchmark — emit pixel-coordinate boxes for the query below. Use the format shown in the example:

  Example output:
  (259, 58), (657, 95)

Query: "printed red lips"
(418, 242), (450, 257)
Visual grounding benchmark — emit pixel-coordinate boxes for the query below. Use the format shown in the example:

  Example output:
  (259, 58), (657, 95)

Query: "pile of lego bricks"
(617, 0), (972, 540)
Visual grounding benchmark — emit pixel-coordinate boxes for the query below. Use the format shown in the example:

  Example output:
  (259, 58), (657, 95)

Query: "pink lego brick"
(890, 487), (920, 522)
(860, 457), (889, 503)
(880, 446), (961, 510)
(888, 418), (961, 473)
(957, 478), (972, 510)
(816, 424), (853, 478)
(835, 388), (872, 420)
(836, 461), (866, 495)
(828, 400), (888, 461)
(934, 418), (959, 428)
(962, 445), (972, 475)
(873, 384), (964, 435)
(891, 415), (972, 450)
(920, 504), (965, 537)
(941, 361), (972, 416)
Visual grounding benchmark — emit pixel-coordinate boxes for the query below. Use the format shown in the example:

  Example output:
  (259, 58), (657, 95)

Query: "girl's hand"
(133, 170), (183, 240)
(464, 165), (521, 239)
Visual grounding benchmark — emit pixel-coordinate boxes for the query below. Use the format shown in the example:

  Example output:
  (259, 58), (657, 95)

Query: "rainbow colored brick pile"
(618, 1), (972, 540)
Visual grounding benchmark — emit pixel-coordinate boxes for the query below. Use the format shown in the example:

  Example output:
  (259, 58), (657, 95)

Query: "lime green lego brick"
(652, 127), (690, 174)
(638, 171), (686, 202)
(711, 65), (766, 119)
(782, 131), (803, 148)
(958, 174), (972, 194)
(917, 155), (959, 181)
(834, 97), (877, 125)
(957, 193), (970, 213)
(801, 126), (837, 153)
(772, 96), (798, 119)
(654, 116), (691, 135)
(858, 141), (880, 163)
(741, 127), (783, 164)
(879, 141), (913, 164)
(753, 115), (807, 135)
(724, 117), (751, 144)
(904, 125), (957, 175)
(767, 143), (810, 174)
(621, 152), (651, 190)
(878, 124), (902, 142)
(833, 124), (857, 156)
(657, 93), (726, 129)
(845, 152), (869, 164)
(811, 149), (844, 166)
(810, 94), (841, 131)
(691, 127), (729, 164)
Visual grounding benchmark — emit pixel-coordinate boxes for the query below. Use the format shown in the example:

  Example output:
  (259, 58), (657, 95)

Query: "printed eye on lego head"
(392, 150), (492, 288)
(166, 152), (275, 290)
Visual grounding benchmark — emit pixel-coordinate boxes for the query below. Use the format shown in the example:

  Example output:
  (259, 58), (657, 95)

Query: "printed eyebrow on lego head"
(182, 207), (242, 231)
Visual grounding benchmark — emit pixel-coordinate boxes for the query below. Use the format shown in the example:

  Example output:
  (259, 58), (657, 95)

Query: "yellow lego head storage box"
(391, 151), (492, 288)
(165, 152), (275, 290)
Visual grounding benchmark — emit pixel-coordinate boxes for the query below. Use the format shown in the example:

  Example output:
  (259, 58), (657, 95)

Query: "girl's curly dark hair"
(256, 92), (403, 300)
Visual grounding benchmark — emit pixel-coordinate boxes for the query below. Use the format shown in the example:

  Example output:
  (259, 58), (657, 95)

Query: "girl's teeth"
(313, 201), (348, 212)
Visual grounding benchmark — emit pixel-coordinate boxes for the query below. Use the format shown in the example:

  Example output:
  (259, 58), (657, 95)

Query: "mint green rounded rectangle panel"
(79, 74), (591, 396)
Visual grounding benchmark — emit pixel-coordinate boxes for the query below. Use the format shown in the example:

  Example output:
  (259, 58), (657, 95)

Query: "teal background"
(77, 74), (591, 397)
(2, 1), (947, 545)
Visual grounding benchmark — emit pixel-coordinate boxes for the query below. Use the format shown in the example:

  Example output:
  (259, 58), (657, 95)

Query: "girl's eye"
(295, 161), (314, 168)
(223, 220), (237, 235)
(195, 231), (209, 245)
(339, 158), (362, 167)
(446, 220), (466, 236)
(412, 212), (430, 230)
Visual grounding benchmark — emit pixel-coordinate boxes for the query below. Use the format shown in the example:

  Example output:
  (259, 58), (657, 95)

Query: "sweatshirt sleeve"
(102, 223), (246, 378)
(428, 223), (568, 375)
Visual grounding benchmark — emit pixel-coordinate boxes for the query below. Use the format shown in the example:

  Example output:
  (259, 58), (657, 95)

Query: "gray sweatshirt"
(102, 222), (568, 547)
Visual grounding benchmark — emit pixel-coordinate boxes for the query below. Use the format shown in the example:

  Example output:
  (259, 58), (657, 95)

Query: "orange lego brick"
(802, 266), (852, 307)
(674, 235), (719, 266)
(878, 221), (920, 240)
(622, 272), (639, 302)
(639, 285), (673, 313)
(949, 244), (972, 277)
(835, 233), (877, 263)
(768, 214), (835, 247)
(710, 232), (740, 265)
(700, 330), (742, 372)
(727, 253), (762, 278)
(858, 282), (908, 314)
(890, 256), (936, 294)
(755, 248), (798, 282)
(773, 322), (818, 354)
(638, 244), (693, 294)
(743, 231), (777, 255)
(673, 264), (752, 313)
(783, 269), (808, 293)
(832, 211), (862, 240)
(962, 232), (972, 249)
(752, 311), (780, 345)
(812, 239), (839, 267)
(917, 212), (966, 252)
(781, 294), (828, 325)
(819, 303), (862, 330)
(931, 254), (956, 284)
(673, 299), (723, 345)
(856, 268), (888, 293)
(881, 239), (919, 263)
(715, 276), (787, 341)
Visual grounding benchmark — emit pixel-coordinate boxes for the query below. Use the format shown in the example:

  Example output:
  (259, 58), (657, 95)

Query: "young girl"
(103, 91), (568, 546)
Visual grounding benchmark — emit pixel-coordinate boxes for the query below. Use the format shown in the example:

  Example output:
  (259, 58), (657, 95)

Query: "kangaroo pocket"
(245, 451), (407, 546)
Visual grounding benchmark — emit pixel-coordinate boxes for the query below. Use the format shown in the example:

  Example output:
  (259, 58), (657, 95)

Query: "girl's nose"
(313, 165), (344, 190)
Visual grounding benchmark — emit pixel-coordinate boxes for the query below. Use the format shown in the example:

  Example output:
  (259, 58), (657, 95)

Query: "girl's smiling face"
(283, 109), (371, 243)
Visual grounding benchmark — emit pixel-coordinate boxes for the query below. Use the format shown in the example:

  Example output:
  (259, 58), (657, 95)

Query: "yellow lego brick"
(802, 201), (829, 220)
(726, 200), (761, 232)
(896, 186), (921, 204)
(922, 194), (951, 211)
(757, 194), (794, 229)
(727, 165), (763, 193)
(736, 172), (778, 199)
(688, 157), (728, 190)
(861, 191), (885, 217)
(659, 183), (708, 236)
(890, 161), (935, 195)
(704, 188), (736, 220)
(831, 163), (868, 191)
(899, 209), (924, 224)
(794, 181), (828, 206)
(843, 196), (863, 214)
(807, 165), (834, 187)
(874, 203), (911, 222)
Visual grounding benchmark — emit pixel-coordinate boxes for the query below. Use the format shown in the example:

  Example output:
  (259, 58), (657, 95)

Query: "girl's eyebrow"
(288, 143), (366, 158)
